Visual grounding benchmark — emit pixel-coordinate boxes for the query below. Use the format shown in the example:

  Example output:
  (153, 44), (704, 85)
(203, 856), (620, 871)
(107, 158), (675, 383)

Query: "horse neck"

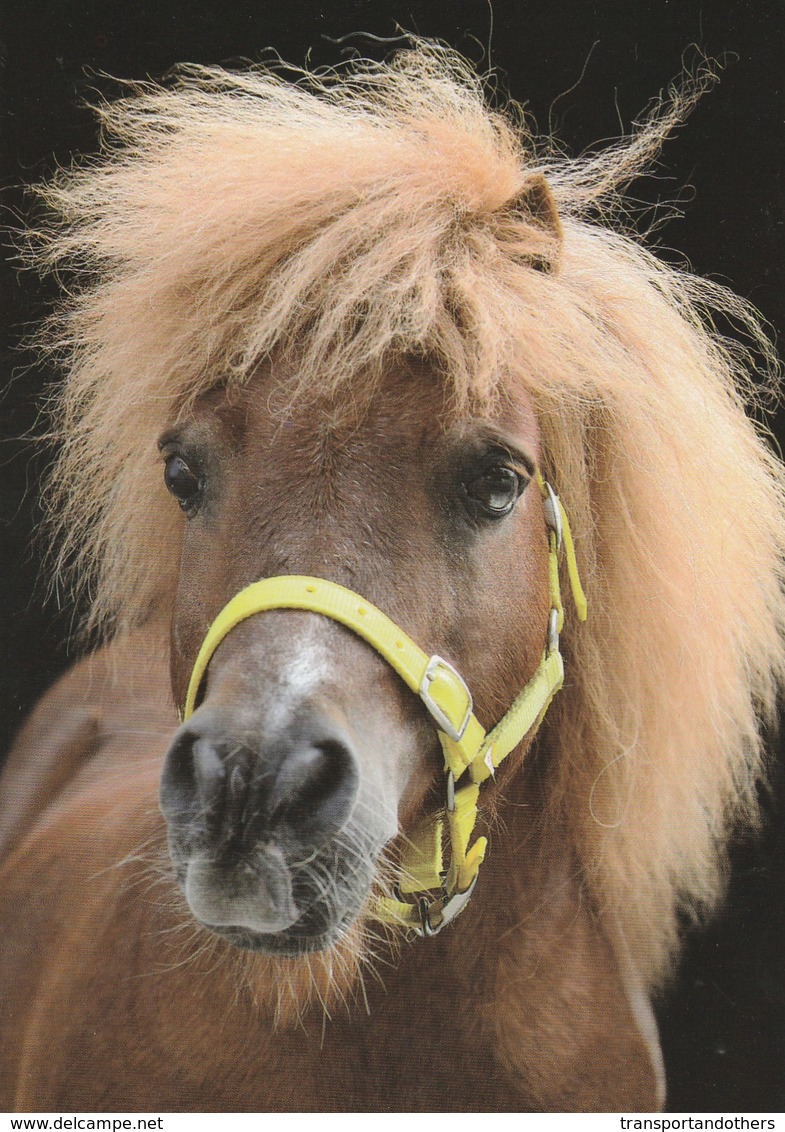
(387, 765), (574, 1005)
(383, 771), (664, 1109)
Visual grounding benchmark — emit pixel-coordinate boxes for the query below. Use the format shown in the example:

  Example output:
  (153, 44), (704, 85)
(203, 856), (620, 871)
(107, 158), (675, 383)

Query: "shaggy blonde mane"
(28, 44), (785, 988)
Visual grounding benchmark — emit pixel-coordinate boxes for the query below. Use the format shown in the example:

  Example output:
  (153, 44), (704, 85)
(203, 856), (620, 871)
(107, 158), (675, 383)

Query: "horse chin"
(202, 915), (355, 957)
(171, 836), (379, 958)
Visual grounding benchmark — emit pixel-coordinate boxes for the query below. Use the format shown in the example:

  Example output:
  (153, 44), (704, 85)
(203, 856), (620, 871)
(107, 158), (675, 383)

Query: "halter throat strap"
(181, 475), (586, 936)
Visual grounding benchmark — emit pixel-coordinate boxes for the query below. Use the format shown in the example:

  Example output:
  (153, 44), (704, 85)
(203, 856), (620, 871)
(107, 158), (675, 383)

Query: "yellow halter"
(181, 473), (586, 936)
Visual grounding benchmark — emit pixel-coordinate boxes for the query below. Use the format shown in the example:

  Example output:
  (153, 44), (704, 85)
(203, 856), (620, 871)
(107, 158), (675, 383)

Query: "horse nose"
(160, 709), (360, 853)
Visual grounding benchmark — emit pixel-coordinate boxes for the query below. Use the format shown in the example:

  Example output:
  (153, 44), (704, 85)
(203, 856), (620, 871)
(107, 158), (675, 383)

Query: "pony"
(1, 45), (783, 1112)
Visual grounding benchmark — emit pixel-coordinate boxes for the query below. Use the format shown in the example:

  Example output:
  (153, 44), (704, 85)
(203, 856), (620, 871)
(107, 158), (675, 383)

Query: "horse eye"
(164, 454), (202, 515)
(464, 466), (526, 518)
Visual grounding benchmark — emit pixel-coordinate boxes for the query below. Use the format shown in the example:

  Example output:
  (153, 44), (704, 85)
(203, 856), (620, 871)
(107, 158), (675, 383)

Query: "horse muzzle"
(161, 699), (384, 953)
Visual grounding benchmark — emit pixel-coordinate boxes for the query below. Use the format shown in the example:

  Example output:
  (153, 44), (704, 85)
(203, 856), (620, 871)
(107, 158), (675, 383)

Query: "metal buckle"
(542, 481), (563, 553)
(419, 655), (473, 742)
(412, 877), (479, 937)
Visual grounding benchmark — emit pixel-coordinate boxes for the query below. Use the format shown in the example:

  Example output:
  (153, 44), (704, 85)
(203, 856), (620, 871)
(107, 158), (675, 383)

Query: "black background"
(1, 0), (783, 1112)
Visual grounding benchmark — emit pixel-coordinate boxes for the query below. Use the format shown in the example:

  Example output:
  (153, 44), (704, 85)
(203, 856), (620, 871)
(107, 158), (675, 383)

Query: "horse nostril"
(160, 728), (200, 821)
(161, 727), (252, 831)
(161, 716), (359, 851)
(268, 739), (357, 831)
(193, 736), (228, 802)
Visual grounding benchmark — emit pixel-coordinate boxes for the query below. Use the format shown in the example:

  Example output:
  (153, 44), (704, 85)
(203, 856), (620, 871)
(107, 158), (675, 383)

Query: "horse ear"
(516, 173), (563, 239)
(500, 172), (563, 273)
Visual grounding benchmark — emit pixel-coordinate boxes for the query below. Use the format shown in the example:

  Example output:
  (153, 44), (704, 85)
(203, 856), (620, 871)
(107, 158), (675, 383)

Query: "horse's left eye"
(464, 466), (526, 518)
(164, 454), (202, 516)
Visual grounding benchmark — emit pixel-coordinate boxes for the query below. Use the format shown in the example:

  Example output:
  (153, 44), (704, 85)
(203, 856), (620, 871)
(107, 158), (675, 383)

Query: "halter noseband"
(181, 472), (587, 937)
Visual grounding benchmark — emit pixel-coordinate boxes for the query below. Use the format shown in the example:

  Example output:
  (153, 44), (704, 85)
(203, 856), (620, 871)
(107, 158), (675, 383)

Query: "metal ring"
(418, 897), (436, 937)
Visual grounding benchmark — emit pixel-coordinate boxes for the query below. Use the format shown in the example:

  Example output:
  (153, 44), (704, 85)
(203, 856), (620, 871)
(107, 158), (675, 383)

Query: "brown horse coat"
(2, 43), (783, 1112)
(0, 635), (662, 1110)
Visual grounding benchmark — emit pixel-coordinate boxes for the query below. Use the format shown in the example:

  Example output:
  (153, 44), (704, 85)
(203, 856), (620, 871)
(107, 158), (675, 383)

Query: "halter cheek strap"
(181, 474), (586, 936)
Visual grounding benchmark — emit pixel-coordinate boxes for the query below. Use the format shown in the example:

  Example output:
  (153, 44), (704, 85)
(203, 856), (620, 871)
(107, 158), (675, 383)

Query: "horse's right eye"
(164, 454), (202, 516)
(465, 466), (524, 517)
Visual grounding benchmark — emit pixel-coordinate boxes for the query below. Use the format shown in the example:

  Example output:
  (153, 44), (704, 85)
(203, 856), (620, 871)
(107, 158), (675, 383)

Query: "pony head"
(29, 44), (785, 986)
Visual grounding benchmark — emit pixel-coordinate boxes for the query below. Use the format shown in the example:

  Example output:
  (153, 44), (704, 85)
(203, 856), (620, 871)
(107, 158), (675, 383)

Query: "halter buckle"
(419, 655), (473, 742)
